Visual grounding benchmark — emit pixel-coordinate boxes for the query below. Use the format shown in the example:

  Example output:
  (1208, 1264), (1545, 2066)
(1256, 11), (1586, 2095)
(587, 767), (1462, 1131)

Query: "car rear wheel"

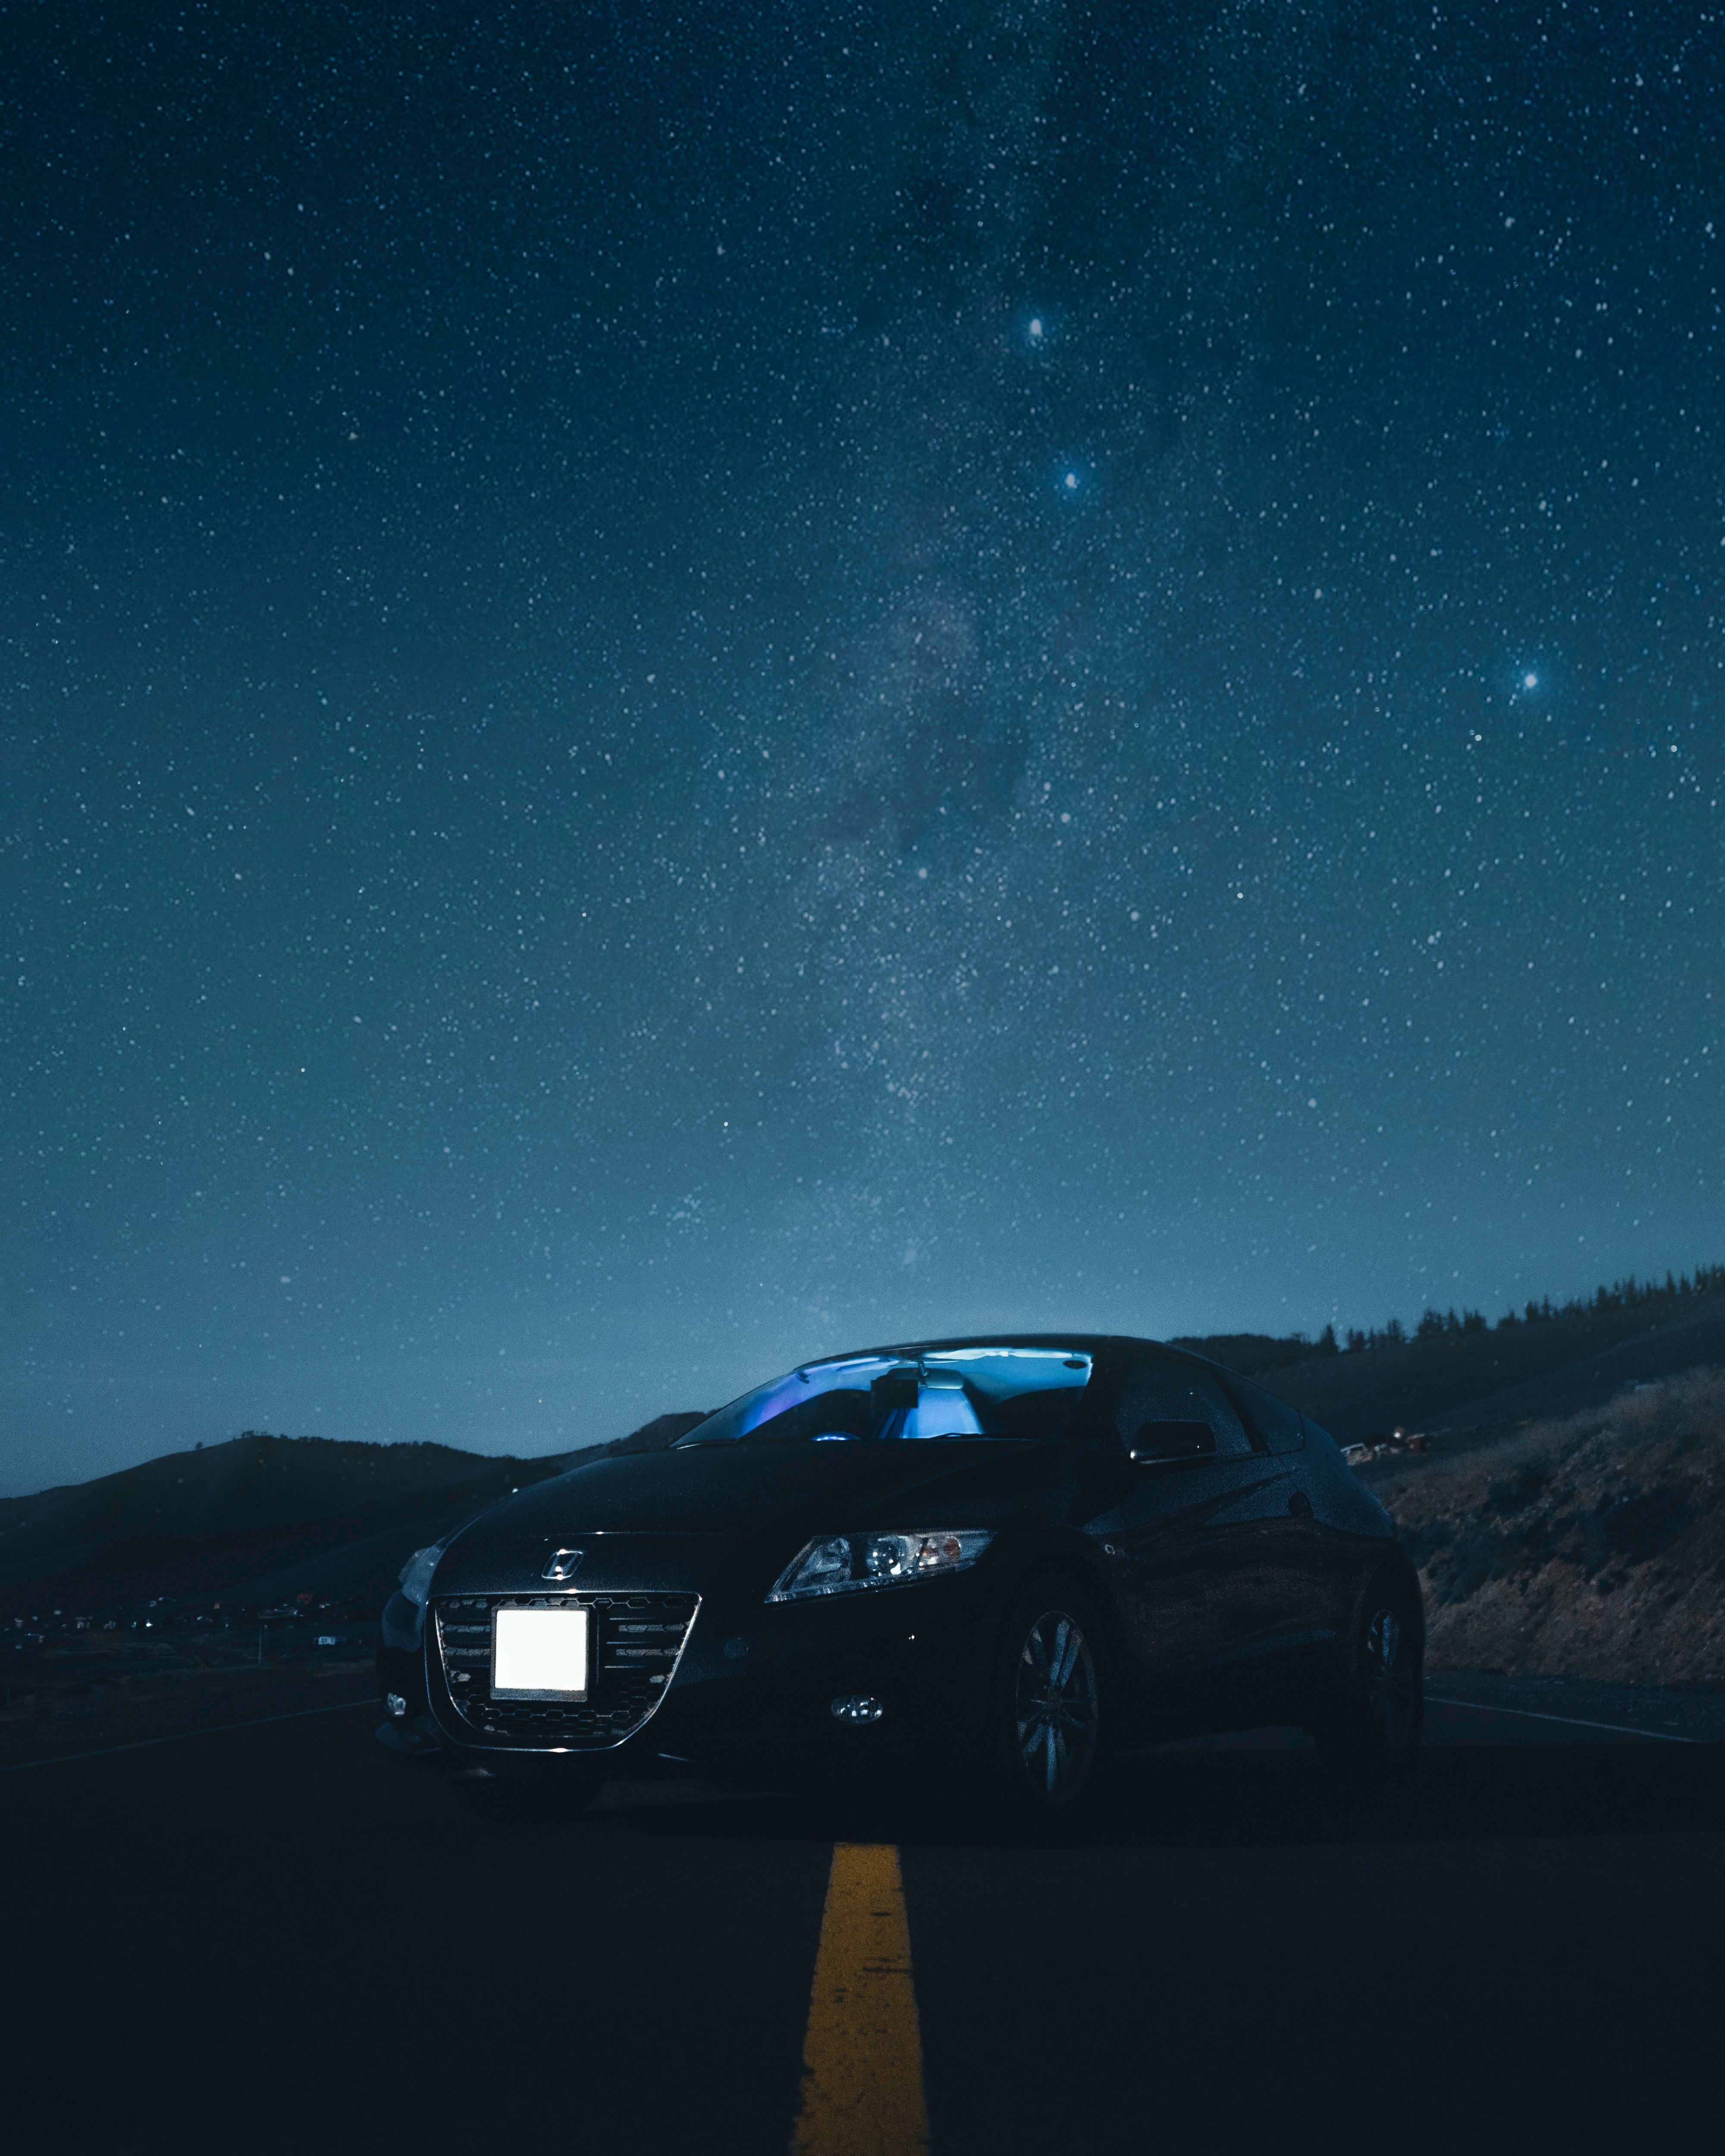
(994, 1577), (1105, 1811)
(1316, 1589), (1422, 1775)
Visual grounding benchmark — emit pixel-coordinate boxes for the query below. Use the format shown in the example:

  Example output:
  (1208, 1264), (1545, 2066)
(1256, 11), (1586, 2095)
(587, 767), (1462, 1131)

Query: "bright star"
(1029, 317), (1044, 341)
(1523, 671), (1538, 689)
(1064, 470), (1078, 490)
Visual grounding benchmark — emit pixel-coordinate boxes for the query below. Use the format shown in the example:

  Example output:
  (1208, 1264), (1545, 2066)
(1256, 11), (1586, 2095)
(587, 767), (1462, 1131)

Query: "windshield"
(675, 1346), (1094, 1447)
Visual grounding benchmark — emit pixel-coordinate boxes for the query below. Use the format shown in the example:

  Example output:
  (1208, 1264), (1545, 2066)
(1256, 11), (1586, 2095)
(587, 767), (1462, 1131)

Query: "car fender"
(950, 1529), (1129, 1749)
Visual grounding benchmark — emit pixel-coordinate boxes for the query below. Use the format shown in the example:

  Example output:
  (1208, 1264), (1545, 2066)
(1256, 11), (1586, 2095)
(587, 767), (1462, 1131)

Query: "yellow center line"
(793, 1840), (929, 2156)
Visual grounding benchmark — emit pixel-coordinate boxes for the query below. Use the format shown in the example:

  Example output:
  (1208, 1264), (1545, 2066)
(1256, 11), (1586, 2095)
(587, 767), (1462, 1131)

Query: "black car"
(376, 1333), (1422, 1811)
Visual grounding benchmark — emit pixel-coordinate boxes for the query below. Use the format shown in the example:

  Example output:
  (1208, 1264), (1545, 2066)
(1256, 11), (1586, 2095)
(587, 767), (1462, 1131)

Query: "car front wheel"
(994, 1577), (1105, 1811)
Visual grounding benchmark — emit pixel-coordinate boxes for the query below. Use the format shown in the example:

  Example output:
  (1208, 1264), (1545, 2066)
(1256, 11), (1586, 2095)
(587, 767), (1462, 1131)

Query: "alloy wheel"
(1013, 1606), (1099, 1803)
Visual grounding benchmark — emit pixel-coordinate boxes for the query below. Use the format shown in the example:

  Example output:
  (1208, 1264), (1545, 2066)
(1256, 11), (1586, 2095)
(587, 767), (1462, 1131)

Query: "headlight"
(397, 1544), (444, 1608)
(766, 1529), (993, 1603)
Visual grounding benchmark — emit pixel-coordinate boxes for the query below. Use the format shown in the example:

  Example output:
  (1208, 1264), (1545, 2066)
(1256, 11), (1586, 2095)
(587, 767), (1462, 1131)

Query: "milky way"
(3, 4), (1721, 1488)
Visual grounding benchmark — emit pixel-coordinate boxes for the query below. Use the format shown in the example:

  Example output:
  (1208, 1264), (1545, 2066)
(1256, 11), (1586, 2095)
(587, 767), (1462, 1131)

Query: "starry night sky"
(4, 2), (1722, 1492)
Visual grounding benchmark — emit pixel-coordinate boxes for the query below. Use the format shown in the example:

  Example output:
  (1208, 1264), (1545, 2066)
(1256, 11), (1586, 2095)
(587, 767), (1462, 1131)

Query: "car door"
(1089, 1354), (1283, 1687)
(1221, 1372), (1341, 1654)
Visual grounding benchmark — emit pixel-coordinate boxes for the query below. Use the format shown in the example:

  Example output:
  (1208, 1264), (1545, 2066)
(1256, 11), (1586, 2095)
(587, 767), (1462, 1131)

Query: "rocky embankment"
(1374, 1366), (1725, 1683)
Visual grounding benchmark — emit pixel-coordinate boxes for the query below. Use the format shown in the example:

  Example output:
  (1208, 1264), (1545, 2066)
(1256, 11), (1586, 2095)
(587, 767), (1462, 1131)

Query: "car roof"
(805, 1332), (1170, 1366)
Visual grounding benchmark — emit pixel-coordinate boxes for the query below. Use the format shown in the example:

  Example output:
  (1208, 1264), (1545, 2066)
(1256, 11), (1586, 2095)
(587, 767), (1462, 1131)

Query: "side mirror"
(1128, 1420), (1217, 1466)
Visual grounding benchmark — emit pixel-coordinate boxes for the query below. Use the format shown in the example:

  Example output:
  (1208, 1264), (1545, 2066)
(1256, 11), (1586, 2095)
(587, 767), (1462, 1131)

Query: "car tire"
(1314, 1584), (1422, 1776)
(452, 1763), (606, 1821)
(991, 1574), (1107, 1812)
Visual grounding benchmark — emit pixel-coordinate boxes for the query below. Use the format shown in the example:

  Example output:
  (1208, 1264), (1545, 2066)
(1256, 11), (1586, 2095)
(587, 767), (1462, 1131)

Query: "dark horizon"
(8, 1253), (1722, 1504)
(5, 4), (1720, 1495)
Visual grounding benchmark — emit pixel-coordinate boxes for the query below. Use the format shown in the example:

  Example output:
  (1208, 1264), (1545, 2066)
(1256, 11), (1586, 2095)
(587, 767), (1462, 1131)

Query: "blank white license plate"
(491, 1605), (590, 1700)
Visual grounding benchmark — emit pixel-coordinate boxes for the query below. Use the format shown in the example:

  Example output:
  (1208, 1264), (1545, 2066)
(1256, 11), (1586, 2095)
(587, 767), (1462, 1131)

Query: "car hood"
(430, 1439), (1067, 1595)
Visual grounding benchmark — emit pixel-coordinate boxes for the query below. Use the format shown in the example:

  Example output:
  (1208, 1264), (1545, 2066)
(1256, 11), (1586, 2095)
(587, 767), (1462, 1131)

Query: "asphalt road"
(3, 1696), (1722, 2156)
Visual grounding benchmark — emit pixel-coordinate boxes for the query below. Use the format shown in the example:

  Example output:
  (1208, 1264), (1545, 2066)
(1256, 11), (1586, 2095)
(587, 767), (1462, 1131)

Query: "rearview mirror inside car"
(1129, 1420), (1217, 1464)
(871, 1369), (920, 1410)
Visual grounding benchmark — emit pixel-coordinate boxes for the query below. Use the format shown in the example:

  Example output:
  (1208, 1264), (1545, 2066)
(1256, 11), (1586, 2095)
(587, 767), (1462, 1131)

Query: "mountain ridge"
(8, 1288), (1725, 1612)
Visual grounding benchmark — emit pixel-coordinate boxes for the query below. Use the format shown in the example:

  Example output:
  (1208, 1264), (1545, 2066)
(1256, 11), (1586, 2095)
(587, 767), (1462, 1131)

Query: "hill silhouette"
(0, 1432), (564, 1618)
(1244, 1283), (1725, 1444)
(7, 1268), (1723, 1613)
(0, 1412), (721, 1619)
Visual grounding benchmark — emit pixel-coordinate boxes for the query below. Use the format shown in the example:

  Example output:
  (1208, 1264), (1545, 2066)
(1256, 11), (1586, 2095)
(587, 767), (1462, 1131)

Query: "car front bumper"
(389, 1565), (998, 1774)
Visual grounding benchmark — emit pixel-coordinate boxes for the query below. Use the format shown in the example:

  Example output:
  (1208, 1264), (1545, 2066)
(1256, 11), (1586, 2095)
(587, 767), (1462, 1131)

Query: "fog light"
(385, 1691), (408, 1719)
(831, 1694), (884, 1725)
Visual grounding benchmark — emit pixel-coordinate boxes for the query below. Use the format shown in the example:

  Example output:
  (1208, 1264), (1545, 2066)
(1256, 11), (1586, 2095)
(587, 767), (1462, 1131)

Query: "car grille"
(432, 1592), (699, 1747)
